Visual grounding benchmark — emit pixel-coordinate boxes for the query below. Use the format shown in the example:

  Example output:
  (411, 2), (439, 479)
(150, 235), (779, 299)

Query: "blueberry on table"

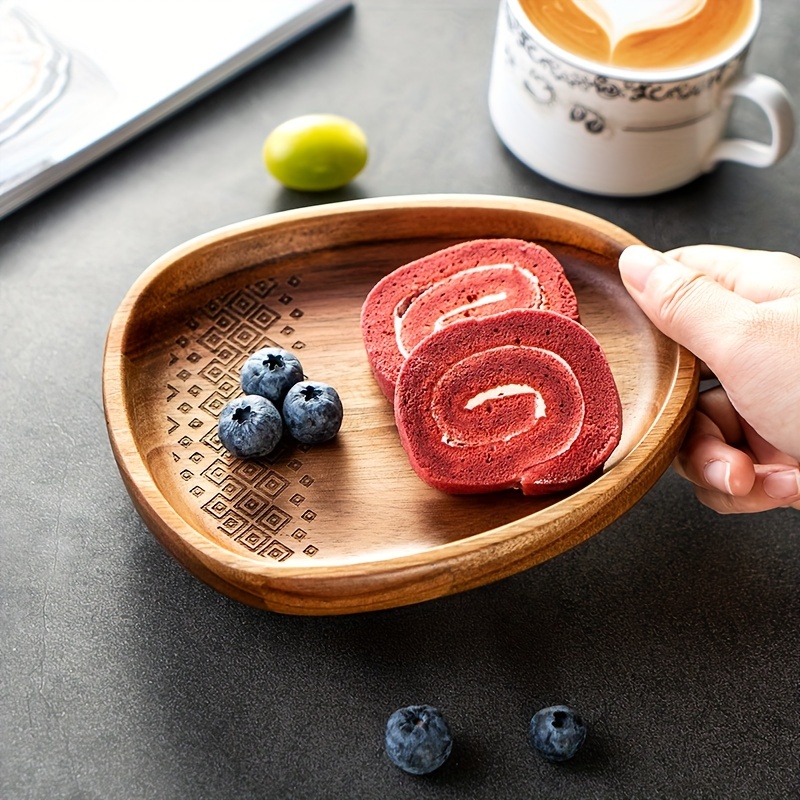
(240, 347), (304, 405)
(528, 705), (587, 762)
(385, 704), (453, 775)
(282, 381), (343, 444)
(217, 395), (283, 458)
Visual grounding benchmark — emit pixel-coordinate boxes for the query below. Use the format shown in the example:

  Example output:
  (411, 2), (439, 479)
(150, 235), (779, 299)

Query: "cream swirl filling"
(393, 263), (544, 359)
(434, 346), (585, 453)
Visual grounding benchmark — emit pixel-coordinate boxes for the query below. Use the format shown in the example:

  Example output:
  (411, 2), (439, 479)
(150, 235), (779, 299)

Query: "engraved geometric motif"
(167, 276), (323, 562)
(236, 525), (272, 552)
(261, 540), (294, 561)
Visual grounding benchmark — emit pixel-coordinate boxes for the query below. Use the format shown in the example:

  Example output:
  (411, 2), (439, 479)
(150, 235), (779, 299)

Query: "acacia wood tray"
(102, 195), (699, 615)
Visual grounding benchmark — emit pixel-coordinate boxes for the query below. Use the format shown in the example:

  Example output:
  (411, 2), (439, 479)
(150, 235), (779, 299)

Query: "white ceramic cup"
(488, 0), (795, 196)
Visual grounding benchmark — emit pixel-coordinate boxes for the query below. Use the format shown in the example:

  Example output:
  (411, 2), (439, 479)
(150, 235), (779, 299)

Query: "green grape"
(263, 114), (368, 191)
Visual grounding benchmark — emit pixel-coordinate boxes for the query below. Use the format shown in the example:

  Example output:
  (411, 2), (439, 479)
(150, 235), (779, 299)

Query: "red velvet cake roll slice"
(394, 308), (622, 496)
(361, 238), (579, 401)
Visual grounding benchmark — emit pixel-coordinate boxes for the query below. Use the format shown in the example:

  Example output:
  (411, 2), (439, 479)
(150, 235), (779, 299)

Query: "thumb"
(618, 245), (751, 369)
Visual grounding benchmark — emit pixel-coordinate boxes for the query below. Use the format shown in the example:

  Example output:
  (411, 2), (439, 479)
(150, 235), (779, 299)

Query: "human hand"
(618, 244), (800, 514)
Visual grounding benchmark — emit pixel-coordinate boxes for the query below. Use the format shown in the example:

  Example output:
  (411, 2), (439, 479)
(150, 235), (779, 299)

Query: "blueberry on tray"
(282, 380), (343, 444)
(217, 395), (283, 458)
(240, 347), (304, 405)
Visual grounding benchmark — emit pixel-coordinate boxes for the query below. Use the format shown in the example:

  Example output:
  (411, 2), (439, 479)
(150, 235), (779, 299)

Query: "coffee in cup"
(488, 0), (794, 196)
(516, 0), (756, 71)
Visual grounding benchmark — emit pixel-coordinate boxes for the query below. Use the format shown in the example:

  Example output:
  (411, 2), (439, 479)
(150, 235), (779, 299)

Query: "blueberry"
(217, 395), (282, 458)
(528, 705), (587, 762)
(385, 704), (453, 775)
(282, 381), (343, 444)
(240, 347), (304, 405)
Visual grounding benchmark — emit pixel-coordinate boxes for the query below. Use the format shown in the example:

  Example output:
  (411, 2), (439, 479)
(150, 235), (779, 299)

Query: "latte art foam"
(517, 0), (755, 69)
(574, 0), (705, 48)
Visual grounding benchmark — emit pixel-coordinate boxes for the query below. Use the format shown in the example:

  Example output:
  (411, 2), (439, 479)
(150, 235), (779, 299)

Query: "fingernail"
(763, 469), (800, 499)
(703, 459), (732, 494)
(619, 245), (669, 292)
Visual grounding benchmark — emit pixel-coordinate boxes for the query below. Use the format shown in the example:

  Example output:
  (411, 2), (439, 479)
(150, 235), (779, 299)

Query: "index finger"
(665, 245), (800, 302)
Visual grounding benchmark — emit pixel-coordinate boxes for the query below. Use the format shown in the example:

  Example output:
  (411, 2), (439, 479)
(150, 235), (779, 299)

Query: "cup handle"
(705, 73), (795, 170)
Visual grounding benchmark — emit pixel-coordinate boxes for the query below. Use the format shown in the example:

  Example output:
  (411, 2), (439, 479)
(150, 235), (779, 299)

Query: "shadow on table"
(114, 468), (800, 795)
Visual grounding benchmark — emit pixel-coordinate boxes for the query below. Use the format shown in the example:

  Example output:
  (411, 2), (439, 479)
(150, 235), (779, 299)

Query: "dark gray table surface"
(2, 1), (799, 798)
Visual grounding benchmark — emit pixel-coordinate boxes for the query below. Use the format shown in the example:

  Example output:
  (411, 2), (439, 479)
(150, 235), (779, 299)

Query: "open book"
(0, 0), (352, 220)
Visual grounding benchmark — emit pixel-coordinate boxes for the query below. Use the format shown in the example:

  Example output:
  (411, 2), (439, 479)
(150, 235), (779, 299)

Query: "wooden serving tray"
(103, 195), (698, 615)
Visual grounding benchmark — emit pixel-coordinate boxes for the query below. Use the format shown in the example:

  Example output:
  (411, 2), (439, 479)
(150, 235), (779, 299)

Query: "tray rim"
(102, 193), (699, 613)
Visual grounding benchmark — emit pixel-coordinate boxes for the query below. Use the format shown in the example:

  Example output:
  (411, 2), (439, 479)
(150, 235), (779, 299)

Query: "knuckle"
(769, 250), (800, 271)
(695, 487), (734, 514)
(653, 271), (707, 327)
(696, 486), (755, 515)
(654, 272), (740, 364)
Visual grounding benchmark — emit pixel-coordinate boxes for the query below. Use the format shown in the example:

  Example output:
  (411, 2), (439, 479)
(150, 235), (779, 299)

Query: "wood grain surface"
(102, 194), (699, 614)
